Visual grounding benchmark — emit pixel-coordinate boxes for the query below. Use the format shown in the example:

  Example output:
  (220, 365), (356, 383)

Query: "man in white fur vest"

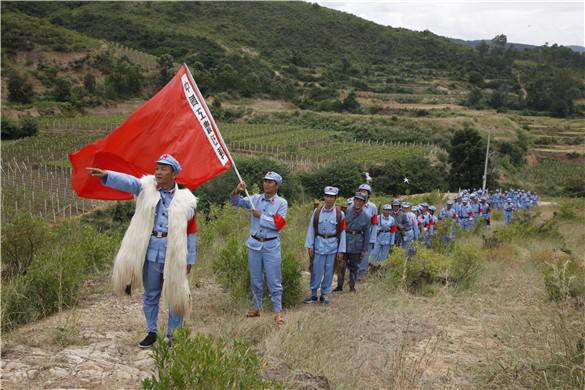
(87, 154), (197, 348)
(230, 171), (288, 325)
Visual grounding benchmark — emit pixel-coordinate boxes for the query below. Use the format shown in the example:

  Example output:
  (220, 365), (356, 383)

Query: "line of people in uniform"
(301, 184), (539, 306)
(229, 170), (539, 322)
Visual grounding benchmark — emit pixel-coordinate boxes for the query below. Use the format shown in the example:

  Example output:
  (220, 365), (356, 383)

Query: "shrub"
(385, 239), (484, 294)
(298, 160), (364, 199)
(1, 117), (38, 140)
(386, 244), (449, 296)
(7, 72), (34, 104)
(143, 328), (281, 389)
(559, 198), (585, 221)
(1, 209), (51, 278)
(540, 252), (585, 302)
(212, 236), (250, 304)
(1, 216), (118, 331)
(448, 242), (485, 289)
(280, 250), (303, 307)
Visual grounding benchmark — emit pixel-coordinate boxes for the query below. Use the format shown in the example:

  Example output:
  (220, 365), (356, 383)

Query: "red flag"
(69, 64), (231, 200)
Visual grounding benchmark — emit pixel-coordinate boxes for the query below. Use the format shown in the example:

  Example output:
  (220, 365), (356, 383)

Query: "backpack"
(313, 203), (344, 238)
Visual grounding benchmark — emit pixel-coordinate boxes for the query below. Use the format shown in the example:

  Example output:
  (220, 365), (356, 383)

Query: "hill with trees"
(2, 2), (584, 117)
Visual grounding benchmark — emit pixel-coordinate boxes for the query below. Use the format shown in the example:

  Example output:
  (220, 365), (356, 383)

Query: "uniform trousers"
(310, 253), (336, 297)
(337, 253), (361, 290)
(143, 260), (183, 337)
(248, 246), (283, 312)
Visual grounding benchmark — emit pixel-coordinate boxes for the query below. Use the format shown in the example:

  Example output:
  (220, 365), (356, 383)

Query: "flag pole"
(184, 64), (255, 207)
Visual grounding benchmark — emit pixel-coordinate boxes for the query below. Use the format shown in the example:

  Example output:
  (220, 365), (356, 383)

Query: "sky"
(315, 1), (584, 47)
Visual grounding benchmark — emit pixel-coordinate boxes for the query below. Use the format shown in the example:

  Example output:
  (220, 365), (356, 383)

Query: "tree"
(342, 90), (360, 112)
(489, 88), (506, 109)
(51, 77), (72, 102)
(448, 125), (486, 189)
(466, 87), (483, 108)
(83, 74), (96, 93)
(468, 71), (483, 86)
(8, 73), (33, 104)
(157, 54), (174, 88)
(491, 34), (507, 49)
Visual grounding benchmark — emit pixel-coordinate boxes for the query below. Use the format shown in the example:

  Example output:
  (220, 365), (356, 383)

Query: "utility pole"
(482, 128), (492, 192)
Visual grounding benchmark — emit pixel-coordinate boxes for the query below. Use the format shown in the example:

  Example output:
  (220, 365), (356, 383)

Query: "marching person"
(439, 200), (458, 221)
(425, 206), (438, 244)
(352, 184), (377, 280)
(87, 154), (197, 348)
(389, 199), (403, 246)
(333, 192), (371, 293)
(399, 202), (419, 248)
(370, 204), (397, 266)
(479, 197), (491, 225)
(304, 186), (346, 305)
(230, 171), (288, 325)
(503, 197), (515, 225)
(458, 197), (475, 231)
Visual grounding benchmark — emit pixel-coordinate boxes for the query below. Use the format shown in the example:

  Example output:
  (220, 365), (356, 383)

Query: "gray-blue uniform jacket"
(344, 207), (371, 254)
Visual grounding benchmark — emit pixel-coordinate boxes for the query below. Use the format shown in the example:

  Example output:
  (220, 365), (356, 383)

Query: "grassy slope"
(1, 200), (583, 388)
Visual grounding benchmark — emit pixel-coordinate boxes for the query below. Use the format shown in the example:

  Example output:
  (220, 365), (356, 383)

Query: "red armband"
(371, 214), (378, 225)
(452, 214), (458, 219)
(187, 215), (197, 234)
(274, 214), (286, 232)
(469, 211), (475, 217)
(479, 208), (483, 214)
(390, 225), (398, 233)
(340, 219), (347, 231)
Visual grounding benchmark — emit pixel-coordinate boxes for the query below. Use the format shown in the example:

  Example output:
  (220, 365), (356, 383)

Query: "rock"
(48, 367), (70, 378)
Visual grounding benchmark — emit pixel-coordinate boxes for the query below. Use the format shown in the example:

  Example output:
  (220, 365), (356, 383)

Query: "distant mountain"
(450, 38), (585, 53)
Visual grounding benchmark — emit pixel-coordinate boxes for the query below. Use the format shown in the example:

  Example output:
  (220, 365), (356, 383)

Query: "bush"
(385, 240), (484, 295)
(7, 72), (34, 104)
(143, 328), (281, 389)
(493, 212), (562, 243)
(298, 160), (363, 199)
(559, 198), (585, 221)
(1, 116), (38, 140)
(1, 209), (51, 278)
(386, 244), (449, 296)
(1, 215), (118, 331)
(539, 252), (585, 302)
(448, 242), (485, 289)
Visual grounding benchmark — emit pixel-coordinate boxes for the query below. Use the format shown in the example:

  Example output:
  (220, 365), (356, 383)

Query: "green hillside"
(3, 1), (584, 116)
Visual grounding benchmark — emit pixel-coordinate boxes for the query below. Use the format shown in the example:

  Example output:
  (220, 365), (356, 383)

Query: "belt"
(152, 231), (168, 238)
(459, 216), (470, 219)
(251, 235), (278, 242)
(317, 233), (337, 239)
(346, 230), (363, 235)
(378, 229), (392, 233)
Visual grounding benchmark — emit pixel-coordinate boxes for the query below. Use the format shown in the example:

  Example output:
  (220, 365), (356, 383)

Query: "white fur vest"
(112, 175), (197, 318)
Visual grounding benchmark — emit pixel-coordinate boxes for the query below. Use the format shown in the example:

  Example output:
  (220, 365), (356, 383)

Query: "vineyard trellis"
(4, 121), (447, 220)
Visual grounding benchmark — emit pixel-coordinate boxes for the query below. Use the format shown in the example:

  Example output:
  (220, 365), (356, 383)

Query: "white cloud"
(316, 1), (584, 46)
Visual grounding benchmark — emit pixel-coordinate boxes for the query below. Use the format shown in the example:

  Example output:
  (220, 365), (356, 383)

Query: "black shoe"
(332, 286), (343, 292)
(303, 295), (318, 304)
(350, 286), (356, 292)
(124, 284), (132, 296)
(138, 332), (157, 349)
(319, 296), (324, 303)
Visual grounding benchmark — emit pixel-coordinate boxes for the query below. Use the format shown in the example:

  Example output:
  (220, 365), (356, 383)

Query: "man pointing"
(87, 154), (196, 348)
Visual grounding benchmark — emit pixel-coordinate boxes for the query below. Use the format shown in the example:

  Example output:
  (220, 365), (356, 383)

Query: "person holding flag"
(230, 172), (288, 325)
(70, 64), (233, 346)
(87, 154), (196, 348)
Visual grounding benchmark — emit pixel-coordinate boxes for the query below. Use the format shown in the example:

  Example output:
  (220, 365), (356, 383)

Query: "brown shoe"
(274, 312), (285, 326)
(246, 308), (261, 318)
